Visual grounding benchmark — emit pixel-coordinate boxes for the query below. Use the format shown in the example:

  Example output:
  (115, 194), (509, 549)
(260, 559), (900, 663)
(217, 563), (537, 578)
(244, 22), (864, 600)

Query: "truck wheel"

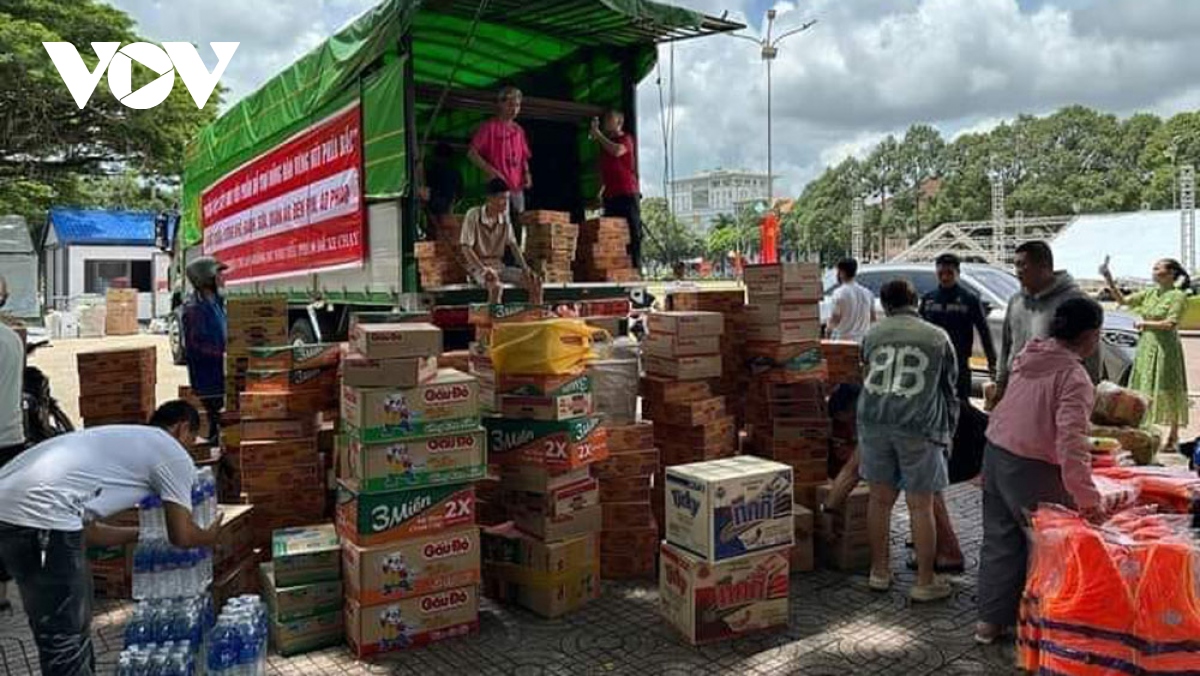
(290, 317), (318, 346)
(168, 313), (186, 365)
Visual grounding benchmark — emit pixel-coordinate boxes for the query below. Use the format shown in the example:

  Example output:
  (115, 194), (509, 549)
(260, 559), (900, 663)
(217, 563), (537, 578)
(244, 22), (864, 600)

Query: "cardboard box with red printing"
(644, 355), (723, 381)
(480, 525), (600, 618)
(248, 343), (341, 372)
(239, 391), (327, 420)
(336, 481), (475, 547)
(598, 474), (652, 503)
(350, 322), (443, 360)
(342, 526), (481, 605)
(643, 333), (722, 358)
(482, 416), (608, 472)
(240, 418), (316, 441)
(505, 474), (600, 519)
(605, 422), (655, 452)
(511, 502), (602, 542)
(641, 376), (713, 406)
(344, 587), (479, 658)
(341, 351), (439, 389)
(238, 437), (319, 469)
(592, 448), (659, 479)
(743, 263), (823, 302)
(821, 340), (863, 385)
(601, 501), (655, 530)
(666, 289), (746, 313)
(647, 311), (724, 337)
(663, 396), (726, 427)
(77, 346), (157, 425)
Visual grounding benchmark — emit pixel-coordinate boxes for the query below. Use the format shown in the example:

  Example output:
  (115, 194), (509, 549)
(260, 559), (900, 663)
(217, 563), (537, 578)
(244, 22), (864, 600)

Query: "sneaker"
(909, 579), (953, 603)
(974, 622), (1005, 645)
(868, 571), (892, 592)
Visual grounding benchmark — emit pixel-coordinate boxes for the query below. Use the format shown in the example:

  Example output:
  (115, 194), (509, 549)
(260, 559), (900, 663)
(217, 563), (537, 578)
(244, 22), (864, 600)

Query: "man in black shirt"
(920, 253), (998, 400)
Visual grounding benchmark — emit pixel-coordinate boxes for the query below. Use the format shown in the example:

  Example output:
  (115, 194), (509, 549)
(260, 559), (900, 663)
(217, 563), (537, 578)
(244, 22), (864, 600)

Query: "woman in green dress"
(1100, 256), (1191, 456)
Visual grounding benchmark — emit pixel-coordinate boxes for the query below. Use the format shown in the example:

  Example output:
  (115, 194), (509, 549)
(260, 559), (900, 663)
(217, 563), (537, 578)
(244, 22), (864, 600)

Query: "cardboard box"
(659, 542), (790, 645)
(666, 289), (746, 312)
(598, 474), (652, 503)
(214, 504), (256, 577)
(245, 365), (339, 394)
(663, 396), (726, 427)
(341, 353), (439, 389)
(239, 391), (325, 420)
(599, 526), (658, 557)
(240, 418), (315, 441)
(592, 449), (659, 480)
(745, 320), (822, 343)
(495, 372), (590, 397)
(248, 343), (341, 372)
(77, 346), (155, 373)
(644, 355), (723, 381)
(743, 263), (823, 302)
(605, 422), (655, 452)
(483, 416), (609, 471)
(601, 501), (656, 530)
(270, 524), (342, 587)
(506, 475), (599, 518)
(342, 428), (486, 492)
(341, 370), (479, 443)
(647, 312), (725, 337)
(600, 549), (656, 579)
(498, 391), (593, 421)
(744, 302), (820, 325)
(336, 482), (476, 548)
(350, 322), (442, 360)
(270, 609), (345, 657)
(261, 562), (343, 622)
(664, 456), (794, 562)
(643, 333), (722, 358)
(342, 526), (481, 605)
(483, 557), (600, 618)
(512, 502), (602, 542)
(344, 588), (479, 658)
(640, 377), (713, 405)
(240, 462), (323, 494)
(238, 437), (319, 469)
(225, 296), (287, 319)
(496, 465), (590, 495)
(481, 523), (596, 571)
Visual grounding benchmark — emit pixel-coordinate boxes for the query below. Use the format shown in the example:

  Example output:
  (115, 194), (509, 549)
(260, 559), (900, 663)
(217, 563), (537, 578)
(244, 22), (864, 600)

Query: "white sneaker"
(868, 571), (892, 592)
(910, 578), (953, 602)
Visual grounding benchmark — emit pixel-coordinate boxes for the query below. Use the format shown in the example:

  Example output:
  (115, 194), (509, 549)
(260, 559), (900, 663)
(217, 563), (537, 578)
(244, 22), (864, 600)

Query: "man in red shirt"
(468, 86), (532, 234)
(590, 110), (642, 270)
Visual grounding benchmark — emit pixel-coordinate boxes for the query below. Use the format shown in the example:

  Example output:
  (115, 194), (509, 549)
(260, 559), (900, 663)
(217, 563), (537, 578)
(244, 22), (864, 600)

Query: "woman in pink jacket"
(975, 296), (1104, 645)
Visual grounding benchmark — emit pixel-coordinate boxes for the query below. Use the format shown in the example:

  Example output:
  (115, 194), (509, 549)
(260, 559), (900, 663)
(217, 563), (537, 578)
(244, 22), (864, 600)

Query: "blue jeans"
(0, 523), (94, 676)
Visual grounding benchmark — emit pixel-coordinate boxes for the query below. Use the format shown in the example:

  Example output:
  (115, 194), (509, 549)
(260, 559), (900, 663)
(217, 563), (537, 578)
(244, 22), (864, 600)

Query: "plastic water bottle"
(207, 621), (239, 676)
(117, 651), (136, 676)
(133, 544), (151, 600)
(153, 601), (174, 644)
(125, 605), (152, 648)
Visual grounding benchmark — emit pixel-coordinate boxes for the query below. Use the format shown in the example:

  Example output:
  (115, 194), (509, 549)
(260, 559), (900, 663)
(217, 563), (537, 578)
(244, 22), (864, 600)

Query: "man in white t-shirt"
(0, 401), (222, 676)
(828, 258), (876, 342)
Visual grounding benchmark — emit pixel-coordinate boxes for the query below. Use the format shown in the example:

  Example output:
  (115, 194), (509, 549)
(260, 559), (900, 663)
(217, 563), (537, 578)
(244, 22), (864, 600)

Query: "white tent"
(1051, 210), (1188, 283)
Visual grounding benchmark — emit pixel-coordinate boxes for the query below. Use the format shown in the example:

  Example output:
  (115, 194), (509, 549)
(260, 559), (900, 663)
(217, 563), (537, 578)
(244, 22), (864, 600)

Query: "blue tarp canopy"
(44, 208), (165, 247)
(1052, 210), (1189, 283)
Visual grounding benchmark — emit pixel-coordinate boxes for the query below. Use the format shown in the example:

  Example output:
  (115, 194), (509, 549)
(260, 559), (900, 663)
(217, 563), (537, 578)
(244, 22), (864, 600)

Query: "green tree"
(0, 0), (218, 232)
(641, 197), (701, 271)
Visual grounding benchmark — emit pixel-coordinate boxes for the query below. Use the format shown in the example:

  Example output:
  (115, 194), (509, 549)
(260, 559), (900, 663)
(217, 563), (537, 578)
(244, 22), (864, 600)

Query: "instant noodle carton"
(344, 586), (479, 657)
(341, 351), (439, 389)
(742, 263), (822, 302)
(342, 526), (481, 605)
(271, 524), (342, 587)
(643, 333), (722, 358)
(349, 322), (442, 360)
(342, 428), (487, 492)
(260, 562), (343, 623)
(480, 524), (600, 618)
(248, 342), (342, 372)
(336, 481), (476, 547)
(646, 311), (725, 337)
(270, 609), (345, 657)
(505, 474), (599, 518)
(483, 416), (609, 471)
(341, 370), (479, 443)
(664, 456), (794, 562)
(659, 542), (790, 645)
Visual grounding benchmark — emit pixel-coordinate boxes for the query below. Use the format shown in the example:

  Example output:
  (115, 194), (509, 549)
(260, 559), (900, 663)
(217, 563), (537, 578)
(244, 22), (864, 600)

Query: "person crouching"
(459, 178), (543, 305)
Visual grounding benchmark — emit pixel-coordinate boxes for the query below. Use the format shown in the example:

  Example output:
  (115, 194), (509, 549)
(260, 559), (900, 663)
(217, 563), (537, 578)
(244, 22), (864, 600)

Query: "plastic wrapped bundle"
(588, 358), (638, 425)
(1089, 424), (1161, 466)
(1020, 505), (1200, 674)
(1095, 465), (1200, 516)
(1092, 381), (1151, 427)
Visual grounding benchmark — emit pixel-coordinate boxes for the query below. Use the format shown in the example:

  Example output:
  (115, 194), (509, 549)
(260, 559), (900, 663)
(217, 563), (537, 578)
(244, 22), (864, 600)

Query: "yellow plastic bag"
(489, 319), (605, 375)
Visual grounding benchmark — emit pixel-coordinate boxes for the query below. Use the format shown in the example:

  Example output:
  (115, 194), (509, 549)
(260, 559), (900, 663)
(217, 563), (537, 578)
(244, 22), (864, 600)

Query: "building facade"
(670, 169), (771, 232)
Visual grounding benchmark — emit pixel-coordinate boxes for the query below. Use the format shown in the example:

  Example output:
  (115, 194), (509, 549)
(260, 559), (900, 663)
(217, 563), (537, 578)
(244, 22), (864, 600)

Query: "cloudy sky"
(107, 0), (1200, 197)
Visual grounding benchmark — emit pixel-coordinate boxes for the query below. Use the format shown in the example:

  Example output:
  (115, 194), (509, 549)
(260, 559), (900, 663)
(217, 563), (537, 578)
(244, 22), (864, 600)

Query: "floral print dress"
(1124, 287), (1190, 427)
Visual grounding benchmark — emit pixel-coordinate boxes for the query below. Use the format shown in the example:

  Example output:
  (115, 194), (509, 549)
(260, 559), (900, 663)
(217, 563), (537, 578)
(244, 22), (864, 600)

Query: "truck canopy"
(180, 0), (740, 250)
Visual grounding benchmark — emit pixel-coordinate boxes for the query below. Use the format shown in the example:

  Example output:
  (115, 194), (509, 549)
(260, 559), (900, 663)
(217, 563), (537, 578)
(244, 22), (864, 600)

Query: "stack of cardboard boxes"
(223, 296), (289, 416)
(822, 340), (863, 386)
(666, 290), (748, 429)
(660, 456), (794, 644)
(467, 304), (558, 415)
(481, 323), (608, 618)
(574, 217), (638, 282)
(415, 216), (467, 287)
(261, 524), (345, 656)
(76, 346), (156, 427)
(104, 288), (139, 335)
(211, 504), (258, 605)
(740, 263), (831, 511)
(815, 484), (871, 571)
(521, 210), (578, 284)
(594, 421), (659, 579)
(336, 322), (484, 656)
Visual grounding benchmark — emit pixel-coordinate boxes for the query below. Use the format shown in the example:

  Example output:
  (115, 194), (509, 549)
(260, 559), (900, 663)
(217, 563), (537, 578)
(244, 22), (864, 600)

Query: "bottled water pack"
(133, 468), (218, 601)
(207, 595), (269, 676)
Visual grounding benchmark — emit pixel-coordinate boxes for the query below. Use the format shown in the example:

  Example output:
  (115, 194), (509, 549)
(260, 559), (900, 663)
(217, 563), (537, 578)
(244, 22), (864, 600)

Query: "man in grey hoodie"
(858, 279), (959, 603)
(994, 241), (1099, 406)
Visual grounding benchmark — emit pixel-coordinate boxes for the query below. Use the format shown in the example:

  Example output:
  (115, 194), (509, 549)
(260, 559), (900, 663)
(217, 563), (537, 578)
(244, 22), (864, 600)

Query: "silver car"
(819, 263), (1137, 387)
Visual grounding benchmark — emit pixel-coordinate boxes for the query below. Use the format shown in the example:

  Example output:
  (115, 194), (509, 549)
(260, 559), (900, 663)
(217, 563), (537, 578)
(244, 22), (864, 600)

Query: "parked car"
(819, 263), (1137, 388)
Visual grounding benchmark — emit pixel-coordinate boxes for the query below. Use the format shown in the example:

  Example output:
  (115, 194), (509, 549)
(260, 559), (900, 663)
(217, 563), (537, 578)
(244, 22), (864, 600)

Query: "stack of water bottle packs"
(132, 468), (220, 601)
(117, 596), (214, 675)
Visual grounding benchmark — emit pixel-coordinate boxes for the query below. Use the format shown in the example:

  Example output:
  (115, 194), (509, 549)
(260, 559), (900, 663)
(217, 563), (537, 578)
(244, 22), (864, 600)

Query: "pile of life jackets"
(1095, 466), (1200, 521)
(1018, 504), (1200, 675)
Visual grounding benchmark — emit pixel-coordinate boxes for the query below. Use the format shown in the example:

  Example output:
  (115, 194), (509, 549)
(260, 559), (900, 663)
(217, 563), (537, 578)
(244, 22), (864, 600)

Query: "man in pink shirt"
(975, 296), (1104, 645)
(468, 86), (532, 238)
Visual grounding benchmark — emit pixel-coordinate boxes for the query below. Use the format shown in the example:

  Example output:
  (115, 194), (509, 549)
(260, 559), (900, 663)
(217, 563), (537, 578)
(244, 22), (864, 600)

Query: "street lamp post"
(731, 11), (817, 206)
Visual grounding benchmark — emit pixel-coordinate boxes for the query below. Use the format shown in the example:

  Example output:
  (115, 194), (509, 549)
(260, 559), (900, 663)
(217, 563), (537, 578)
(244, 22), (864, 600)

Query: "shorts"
(858, 430), (949, 494)
(469, 265), (527, 287)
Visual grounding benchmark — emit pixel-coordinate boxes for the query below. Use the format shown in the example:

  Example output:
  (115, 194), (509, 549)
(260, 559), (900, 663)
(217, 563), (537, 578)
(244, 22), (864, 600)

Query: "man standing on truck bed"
(180, 257), (227, 445)
(590, 109), (643, 271)
(460, 178), (543, 305)
(468, 86), (532, 242)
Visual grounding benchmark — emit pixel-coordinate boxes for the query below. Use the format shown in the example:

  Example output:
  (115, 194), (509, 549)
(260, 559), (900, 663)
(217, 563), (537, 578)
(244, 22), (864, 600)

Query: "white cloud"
(104, 0), (1200, 200)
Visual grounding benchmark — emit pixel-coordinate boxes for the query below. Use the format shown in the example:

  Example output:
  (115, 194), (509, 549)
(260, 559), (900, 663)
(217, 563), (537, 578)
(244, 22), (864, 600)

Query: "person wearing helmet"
(181, 257), (228, 445)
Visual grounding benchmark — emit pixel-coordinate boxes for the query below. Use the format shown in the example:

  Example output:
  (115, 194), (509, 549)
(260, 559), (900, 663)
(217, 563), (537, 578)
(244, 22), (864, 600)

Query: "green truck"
(167, 0), (739, 359)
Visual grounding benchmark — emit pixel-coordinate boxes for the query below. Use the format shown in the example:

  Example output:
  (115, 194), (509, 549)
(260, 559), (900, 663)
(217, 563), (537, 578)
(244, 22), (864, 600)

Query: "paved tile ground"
(0, 484), (1022, 675)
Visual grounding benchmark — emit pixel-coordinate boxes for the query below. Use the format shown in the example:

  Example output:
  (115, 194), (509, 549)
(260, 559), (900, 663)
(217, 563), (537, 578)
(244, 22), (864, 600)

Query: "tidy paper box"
(260, 563), (343, 623)
(647, 311), (725, 337)
(336, 481), (476, 547)
(343, 428), (486, 492)
(483, 416), (609, 471)
(341, 351), (439, 389)
(344, 587), (479, 657)
(664, 456), (794, 562)
(350, 322), (443, 360)
(341, 369), (480, 443)
(659, 542), (790, 645)
(342, 526), (481, 605)
(271, 524), (342, 587)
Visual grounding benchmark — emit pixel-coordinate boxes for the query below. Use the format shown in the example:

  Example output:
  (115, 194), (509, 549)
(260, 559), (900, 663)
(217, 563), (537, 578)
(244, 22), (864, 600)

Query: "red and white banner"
(201, 103), (365, 284)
